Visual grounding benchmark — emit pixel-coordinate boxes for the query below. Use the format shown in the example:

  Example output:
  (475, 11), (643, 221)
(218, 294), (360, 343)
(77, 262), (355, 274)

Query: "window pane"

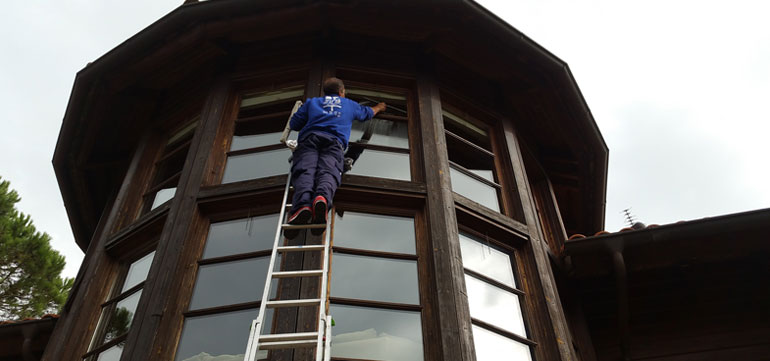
(122, 251), (155, 292)
(334, 212), (415, 254)
(231, 131), (297, 152)
(450, 166), (500, 212)
(472, 325), (532, 361)
(240, 88), (304, 109)
(189, 257), (270, 310)
(345, 88), (408, 118)
(331, 253), (419, 305)
(458, 233), (515, 288)
(465, 274), (526, 337)
(95, 343), (124, 361)
(102, 290), (142, 344)
(347, 149), (410, 181)
(166, 120), (198, 148)
(150, 187), (176, 210)
(222, 148), (292, 184)
(350, 118), (409, 149)
(443, 110), (490, 151)
(175, 308), (270, 361)
(330, 304), (423, 361)
(202, 214), (279, 259)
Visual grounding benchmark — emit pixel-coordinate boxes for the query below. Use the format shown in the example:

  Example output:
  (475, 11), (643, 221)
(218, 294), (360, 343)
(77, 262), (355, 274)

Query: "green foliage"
(0, 176), (74, 320)
(104, 307), (133, 341)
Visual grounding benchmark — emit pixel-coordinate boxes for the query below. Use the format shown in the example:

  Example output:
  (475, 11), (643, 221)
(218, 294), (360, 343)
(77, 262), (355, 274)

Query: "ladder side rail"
(324, 315), (333, 361)
(244, 177), (293, 361)
(280, 100), (303, 146)
(315, 214), (334, 361)
(245, 100), (304, 360)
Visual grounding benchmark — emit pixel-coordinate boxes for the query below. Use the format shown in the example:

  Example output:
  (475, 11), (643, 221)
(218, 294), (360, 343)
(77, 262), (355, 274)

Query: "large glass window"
(175, 215), (280, 361)
(222, 87), (304, 184)
(329, 211), (423, 361)
(84, 251), (156, 361)
(142, 118), (198, 214)
(343, 88), (411, 181)
(459, 232), (533, 361)
(443, 110), (501, 212)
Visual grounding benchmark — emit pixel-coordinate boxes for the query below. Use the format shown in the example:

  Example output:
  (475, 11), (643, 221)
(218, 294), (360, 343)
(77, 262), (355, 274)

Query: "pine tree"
(0, 176), (74, 320)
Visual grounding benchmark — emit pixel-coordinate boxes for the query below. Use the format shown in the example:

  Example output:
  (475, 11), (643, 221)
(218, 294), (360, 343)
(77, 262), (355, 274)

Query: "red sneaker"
(285, 206), (311, 239)
(311, 196), (328, 235)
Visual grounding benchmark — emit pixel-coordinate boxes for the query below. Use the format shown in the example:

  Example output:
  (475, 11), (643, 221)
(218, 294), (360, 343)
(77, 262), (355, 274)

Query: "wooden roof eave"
(563, 207), (770, 279)
(54, 0), (610, 248)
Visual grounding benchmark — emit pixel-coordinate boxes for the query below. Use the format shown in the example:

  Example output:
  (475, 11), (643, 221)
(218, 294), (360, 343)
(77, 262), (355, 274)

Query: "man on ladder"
(284, 77), (386, 237)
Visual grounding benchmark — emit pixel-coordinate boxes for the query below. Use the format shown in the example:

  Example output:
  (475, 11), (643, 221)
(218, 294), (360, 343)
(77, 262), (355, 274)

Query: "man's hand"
(371, 102), (387, 116)
(285, 139), (298, 151)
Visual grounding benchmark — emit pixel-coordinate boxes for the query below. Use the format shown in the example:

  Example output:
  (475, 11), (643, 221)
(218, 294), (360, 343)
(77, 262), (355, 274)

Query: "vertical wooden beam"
(416, 65), (475, 361)
(501, 120), (578, 361)
(124, 76), (231, 361)
(42, 133), (153, 361)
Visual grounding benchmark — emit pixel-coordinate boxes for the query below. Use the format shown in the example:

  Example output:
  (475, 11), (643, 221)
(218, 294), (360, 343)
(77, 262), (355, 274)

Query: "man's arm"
(370, 102), (386, 117)
(289, 101), (310, 130)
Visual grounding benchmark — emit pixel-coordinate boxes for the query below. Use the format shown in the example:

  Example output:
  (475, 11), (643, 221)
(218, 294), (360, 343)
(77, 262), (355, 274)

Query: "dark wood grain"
(124, 76), (230, 361)
(502, 119), (578, 361)
(416, 69), (475, 361)
(42, 133), (153, 361)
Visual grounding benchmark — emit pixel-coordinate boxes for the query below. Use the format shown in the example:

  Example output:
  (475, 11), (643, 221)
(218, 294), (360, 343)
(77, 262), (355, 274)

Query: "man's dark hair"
(323, 77), (345, 95)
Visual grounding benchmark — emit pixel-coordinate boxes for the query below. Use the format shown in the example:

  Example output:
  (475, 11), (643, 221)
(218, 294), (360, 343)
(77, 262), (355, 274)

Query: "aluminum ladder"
(243, 100), (333, 361)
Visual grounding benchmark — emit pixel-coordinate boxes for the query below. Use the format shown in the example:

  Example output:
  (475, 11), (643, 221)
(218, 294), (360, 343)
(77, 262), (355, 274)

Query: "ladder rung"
(259, 339), (318, 350)
(272, 270), (323, 278)
(282, 223), (327, 230)
(260, 331), (318, 343)
(277, 245), (326, 253)
(266, 298), (322, 308)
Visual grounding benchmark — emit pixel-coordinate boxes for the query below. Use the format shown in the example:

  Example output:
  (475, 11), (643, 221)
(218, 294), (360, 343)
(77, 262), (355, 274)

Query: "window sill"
(105, 205), (168, 257)
(453, 193), (529, 242)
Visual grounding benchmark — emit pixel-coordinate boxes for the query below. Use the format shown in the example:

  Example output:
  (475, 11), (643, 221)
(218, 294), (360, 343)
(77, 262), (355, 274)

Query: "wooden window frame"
(457, 226), (538, 356)
(82, 246), (157, 360)
(328, 204), (427, 361)
(442, 104), (506, 213)
(181, 211), (279, 319)
(216, 82), (307, 185)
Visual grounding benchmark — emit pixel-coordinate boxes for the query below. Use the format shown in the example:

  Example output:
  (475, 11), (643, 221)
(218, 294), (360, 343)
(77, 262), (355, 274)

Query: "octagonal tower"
(48, 1), (608, 361)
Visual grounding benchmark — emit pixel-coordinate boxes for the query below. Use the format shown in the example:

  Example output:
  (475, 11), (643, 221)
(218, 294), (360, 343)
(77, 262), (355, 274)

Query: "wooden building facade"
(48, 1), (610, 360)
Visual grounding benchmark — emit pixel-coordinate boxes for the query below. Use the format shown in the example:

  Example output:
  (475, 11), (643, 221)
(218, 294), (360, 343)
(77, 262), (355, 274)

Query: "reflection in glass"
(465, 275), (526, 337)
(175, 308), (270, 361)
(334, 212), (415, 254)
(472, 325), (532, 361)
(103, 290), (142, 344)
(458, 233), (515, 288)
(347, 149), (410, 181)
(189, 257), (269, 310)
(442, 110), (490, 151)
(345, 88), (408, 118)
(222, 148), (292, 184)
(96, 343), (124, 361)
(240, 88), (304, 109)
(231, 132), (297, 152)
(330, 304), (423, 361)
(350, 118), (409, 149)
(203, 215), (279, 259)
(151, 187), (176, 210)
(331, 253), (419, 305)
(122, 251), (156, 292)
(450, 166), (500, 212)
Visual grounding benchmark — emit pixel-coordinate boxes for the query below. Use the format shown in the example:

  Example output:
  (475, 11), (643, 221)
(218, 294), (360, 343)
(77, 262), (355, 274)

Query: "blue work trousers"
(290, 132), (344, 213)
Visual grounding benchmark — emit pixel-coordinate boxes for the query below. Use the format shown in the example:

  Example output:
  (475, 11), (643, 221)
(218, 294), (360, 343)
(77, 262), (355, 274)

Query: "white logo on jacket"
(322, 96), (342, 116)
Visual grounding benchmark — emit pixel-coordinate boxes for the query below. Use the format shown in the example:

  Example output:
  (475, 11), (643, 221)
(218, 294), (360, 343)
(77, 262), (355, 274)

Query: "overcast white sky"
(1, 0), (768, 279)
